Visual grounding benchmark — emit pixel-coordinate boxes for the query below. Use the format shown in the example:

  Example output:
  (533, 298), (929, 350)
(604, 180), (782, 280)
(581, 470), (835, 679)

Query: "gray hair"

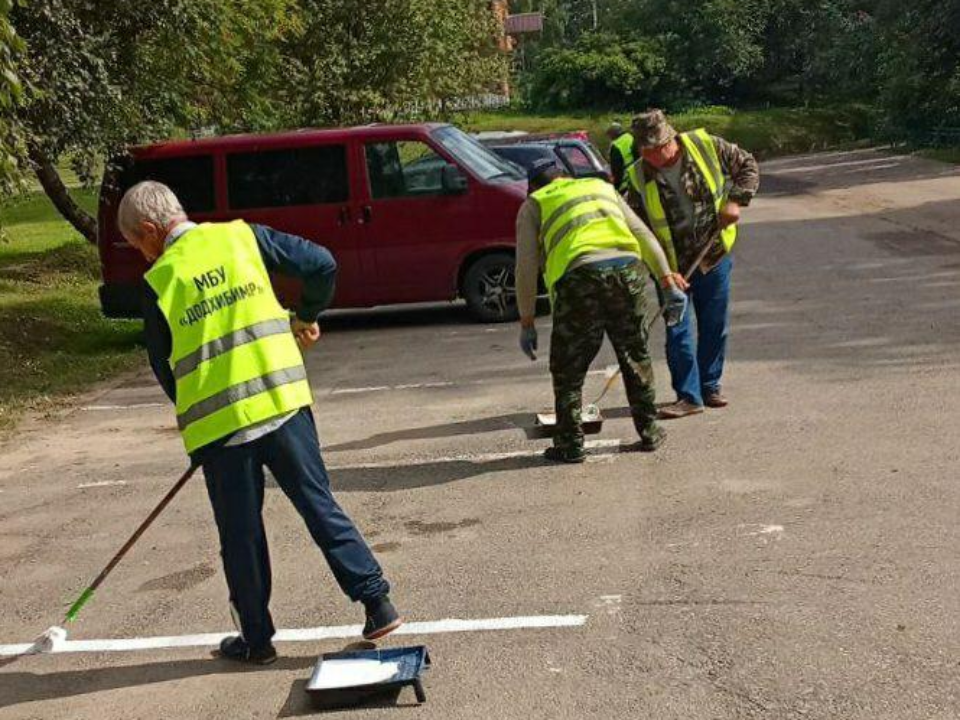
(117, 181), (186, 238)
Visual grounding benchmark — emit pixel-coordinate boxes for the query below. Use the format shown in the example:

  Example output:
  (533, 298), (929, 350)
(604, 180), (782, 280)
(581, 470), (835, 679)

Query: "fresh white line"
(327, 368), (611, 397)
(327, 439), (623, 470)
(329, 386), (392, 396)
(0, 614), (588, 656)
(77, 481), (128, 489)
(82, 403), (166, 411)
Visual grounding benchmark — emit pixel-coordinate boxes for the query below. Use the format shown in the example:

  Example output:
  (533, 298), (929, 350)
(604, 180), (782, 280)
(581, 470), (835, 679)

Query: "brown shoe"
(657, 400), (705, 420)
(704, 391), (728, 408)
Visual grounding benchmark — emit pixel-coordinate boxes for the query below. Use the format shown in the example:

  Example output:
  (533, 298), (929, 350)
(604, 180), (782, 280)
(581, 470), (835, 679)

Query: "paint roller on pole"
(2, 464), (200, 664)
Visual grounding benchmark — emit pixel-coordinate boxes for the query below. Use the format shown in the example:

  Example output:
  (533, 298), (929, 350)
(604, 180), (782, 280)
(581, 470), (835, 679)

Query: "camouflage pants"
(549, 261), (659, 452)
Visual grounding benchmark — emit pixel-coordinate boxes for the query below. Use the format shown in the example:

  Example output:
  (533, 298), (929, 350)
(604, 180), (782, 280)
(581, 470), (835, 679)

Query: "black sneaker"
(543, 446), (587, 464)
(218, 635), (277, 665)
(363, 597), (403, 641)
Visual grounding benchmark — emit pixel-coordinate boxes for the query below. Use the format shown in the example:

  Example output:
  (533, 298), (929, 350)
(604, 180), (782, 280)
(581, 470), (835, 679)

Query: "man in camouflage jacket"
(625, 110), (760, 418)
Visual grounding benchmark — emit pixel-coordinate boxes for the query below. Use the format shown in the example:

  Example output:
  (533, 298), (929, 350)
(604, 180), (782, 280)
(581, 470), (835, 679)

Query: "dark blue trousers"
(660, 255), (733, 406)
(201, 407), (389, 649)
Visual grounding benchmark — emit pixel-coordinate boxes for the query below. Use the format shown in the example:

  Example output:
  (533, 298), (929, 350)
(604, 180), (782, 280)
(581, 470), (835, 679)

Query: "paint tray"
(306, 645), (431, 709)
(527, 404), (603, 440)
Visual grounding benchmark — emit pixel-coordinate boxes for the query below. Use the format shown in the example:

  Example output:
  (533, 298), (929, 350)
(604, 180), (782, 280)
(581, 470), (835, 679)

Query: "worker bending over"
(118, 181), (401, 665)
(625, 110), (760, 418)
(515, 160), (689, 463)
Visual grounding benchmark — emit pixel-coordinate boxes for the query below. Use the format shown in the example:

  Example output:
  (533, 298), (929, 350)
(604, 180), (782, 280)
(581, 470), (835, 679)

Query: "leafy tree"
(0, 0), (25, 198)
(875, 0), (960, 137)
(526, 32), (671, 109)
(10, 0), (295, 242)
(280, 0), (507, 126)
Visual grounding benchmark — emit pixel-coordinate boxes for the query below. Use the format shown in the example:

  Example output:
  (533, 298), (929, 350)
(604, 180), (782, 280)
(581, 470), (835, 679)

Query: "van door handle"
(338, 206), (351, 226)
(361, 206), (373, 224)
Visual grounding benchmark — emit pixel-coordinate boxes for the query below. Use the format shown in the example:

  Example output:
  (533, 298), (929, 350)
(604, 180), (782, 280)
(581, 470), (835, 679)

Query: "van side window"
(119, 156), (215, 213)
(365, 141), (447, 199)
(227, 145), (349, 209)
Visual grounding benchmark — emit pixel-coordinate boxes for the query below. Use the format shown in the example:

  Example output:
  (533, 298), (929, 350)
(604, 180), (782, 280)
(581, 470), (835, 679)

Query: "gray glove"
(662, 285), (688, 327)
(519, 326), (538, 360)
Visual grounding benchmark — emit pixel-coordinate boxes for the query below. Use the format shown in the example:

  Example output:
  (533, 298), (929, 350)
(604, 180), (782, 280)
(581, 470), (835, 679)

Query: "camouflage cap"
(632, 109), (677, 148)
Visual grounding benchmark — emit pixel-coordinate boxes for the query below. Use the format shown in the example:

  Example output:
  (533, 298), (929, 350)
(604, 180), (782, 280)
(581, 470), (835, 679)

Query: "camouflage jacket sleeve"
(713, 135), (760, 206)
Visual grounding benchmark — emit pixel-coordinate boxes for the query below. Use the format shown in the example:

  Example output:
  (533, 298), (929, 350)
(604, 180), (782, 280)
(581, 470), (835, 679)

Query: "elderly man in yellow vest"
(625, 110), (760, 419)
(515, 160), (690, 463)
(118, 181), (402, 665)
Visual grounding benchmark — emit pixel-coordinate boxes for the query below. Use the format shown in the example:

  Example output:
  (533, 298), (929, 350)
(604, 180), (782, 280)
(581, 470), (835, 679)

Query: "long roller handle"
(64, 464), (200, 622)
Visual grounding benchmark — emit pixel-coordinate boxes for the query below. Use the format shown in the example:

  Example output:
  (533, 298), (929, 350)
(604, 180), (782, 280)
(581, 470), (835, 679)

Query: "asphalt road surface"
(2, 148), (959, 719)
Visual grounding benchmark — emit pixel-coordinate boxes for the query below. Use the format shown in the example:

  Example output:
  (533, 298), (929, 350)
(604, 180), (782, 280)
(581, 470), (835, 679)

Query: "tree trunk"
(28, 145), (98, 244)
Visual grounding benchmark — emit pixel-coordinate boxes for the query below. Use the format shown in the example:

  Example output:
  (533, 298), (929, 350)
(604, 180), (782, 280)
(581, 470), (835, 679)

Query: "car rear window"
(558, 145), (596, 173)
(118, 155), (216, 213)
(492, 145), (553, 171)
(227, 145), (349, 209)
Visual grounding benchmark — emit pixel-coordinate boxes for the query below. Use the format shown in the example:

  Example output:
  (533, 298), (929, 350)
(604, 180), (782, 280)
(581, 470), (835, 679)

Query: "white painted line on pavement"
(82, 403), (166, 411)
(327, 439), (622, 470)
(77, 480), (128, 489)
(0, 614), (588, 656)
(327, 368), (610, 397)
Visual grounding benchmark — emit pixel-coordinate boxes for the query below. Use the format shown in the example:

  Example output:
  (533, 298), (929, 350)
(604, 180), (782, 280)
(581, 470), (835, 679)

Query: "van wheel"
(462, 253), (518, 323)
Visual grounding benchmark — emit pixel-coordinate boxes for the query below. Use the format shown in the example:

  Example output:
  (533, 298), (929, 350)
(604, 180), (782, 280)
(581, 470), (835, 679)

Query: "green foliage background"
(513, 0), (960, 141)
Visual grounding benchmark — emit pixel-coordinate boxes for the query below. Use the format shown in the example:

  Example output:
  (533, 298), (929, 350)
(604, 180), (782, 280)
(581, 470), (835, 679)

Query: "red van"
(98, 123), (528, 322)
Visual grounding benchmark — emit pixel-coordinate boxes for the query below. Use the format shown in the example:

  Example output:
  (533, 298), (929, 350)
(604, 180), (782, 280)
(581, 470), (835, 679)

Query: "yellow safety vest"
(640, 128), (737, 272)
(530, 177), (642, 300)
(145, 221), (313, 453)
(611, 133), (636, 193)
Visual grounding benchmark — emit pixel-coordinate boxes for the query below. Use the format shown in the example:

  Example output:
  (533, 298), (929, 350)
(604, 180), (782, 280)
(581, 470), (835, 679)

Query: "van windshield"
(432, 126), (525, 183)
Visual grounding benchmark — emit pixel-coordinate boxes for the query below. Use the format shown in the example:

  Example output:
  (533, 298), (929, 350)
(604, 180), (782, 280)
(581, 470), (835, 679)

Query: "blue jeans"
(201, 407), (389, 649)
(662, 255), (733, 406)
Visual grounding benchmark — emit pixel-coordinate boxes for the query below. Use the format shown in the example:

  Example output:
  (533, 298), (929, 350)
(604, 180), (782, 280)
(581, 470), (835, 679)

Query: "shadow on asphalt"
(330, 454), (548, 492)
(0, 655), (316, 709)
(319, 298), (551, 333)
(278, 678), (420, 717)
(328, 442), (634, 493)
(325, 407), (635, 453)
(321, 303), (472, 332)
(760, 148), (960, 195)
(325, 412), (531, 452)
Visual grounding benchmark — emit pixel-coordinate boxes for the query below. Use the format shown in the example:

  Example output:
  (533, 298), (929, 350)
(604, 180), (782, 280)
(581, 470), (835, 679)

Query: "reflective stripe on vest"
(611, 133), (636, 193)
(145, 220), (313, 453)
(531, 177), (641, 299)
(639, 128), (737, 272)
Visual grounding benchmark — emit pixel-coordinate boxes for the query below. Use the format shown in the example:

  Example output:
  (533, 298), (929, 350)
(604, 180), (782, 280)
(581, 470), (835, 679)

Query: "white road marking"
(739, 523), (785, 539)
(326, 368), (610, 397)
(82, 403), (166, 411)
(0, 614), (588, 656)
(595, 595), (623, 616)
(327, 439), (623, 470)
(329, 385), (392, 395)
(77, 481), (128, 489)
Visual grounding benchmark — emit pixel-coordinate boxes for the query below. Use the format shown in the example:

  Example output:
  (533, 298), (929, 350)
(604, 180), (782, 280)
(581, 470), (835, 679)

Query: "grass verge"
(0, 188), (141, 429)
(464, 105), (875, 159)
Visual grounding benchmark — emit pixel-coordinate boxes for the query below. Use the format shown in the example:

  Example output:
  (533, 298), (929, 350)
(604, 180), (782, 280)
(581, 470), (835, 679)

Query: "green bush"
(525, 33), (675, 111)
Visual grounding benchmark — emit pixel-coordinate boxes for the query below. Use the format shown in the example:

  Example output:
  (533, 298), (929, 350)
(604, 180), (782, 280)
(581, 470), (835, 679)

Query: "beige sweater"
(514, 192), (672, 319)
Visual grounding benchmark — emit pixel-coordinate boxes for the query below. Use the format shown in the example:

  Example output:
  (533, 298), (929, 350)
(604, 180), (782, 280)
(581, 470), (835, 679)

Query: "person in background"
(607, 120), (637, 193)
